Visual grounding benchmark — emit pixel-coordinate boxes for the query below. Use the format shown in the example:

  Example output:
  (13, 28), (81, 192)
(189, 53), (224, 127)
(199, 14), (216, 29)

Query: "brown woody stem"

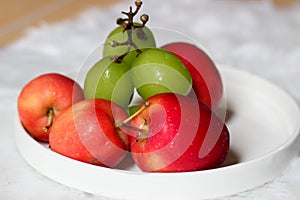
(111, 0), (149, 63)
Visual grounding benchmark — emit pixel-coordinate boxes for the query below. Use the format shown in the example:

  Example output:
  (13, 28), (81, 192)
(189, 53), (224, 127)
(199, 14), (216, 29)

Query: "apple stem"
(118, 123), (141, 132)
(111, 0), (149, 63)
(115, 101), (150, 128)
(43, 108), (55, 132)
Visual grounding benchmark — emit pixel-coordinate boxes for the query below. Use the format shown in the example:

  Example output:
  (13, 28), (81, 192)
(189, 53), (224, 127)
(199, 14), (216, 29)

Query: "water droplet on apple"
(169, 141), (174, 148)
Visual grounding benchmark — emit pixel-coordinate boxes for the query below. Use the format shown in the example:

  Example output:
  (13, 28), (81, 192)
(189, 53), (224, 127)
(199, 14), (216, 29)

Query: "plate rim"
(14, 65), (300, 199)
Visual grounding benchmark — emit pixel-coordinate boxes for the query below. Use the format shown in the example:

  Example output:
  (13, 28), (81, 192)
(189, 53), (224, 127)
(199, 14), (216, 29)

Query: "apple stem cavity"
(43, 108), (55, 132)
(111, 0), (149, 63)
(115, 101), (150, 142)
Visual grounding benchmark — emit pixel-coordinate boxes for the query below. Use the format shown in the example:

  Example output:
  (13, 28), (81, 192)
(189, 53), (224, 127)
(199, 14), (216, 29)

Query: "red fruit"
(162, 42), (223, 110)
(129, 93), (229, 172)
(49, 99), (129, 168)
(17, 73), (84, 142)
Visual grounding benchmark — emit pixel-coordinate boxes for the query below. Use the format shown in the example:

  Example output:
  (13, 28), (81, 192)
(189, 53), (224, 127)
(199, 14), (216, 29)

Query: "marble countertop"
(1, 0), (300, 199)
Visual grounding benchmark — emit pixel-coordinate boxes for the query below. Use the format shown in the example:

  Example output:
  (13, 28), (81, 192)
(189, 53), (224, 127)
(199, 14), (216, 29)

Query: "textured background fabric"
(1, 0), (300, 199)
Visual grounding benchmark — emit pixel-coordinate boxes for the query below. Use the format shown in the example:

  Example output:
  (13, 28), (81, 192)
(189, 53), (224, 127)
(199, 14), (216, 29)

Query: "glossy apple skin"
(162, 42), (223, 110)
(17, 73), (84, 142)
(49, 99), (129, 168)
(129, 93), (230, 172)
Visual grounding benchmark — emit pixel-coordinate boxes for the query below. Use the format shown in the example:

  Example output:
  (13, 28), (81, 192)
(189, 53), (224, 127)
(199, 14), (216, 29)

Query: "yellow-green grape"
(84, 57), (134, 109)
(131, 48), (192, 100)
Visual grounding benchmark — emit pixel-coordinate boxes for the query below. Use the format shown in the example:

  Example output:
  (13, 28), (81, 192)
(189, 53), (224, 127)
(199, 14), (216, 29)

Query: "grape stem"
(111, 0), (149, 63)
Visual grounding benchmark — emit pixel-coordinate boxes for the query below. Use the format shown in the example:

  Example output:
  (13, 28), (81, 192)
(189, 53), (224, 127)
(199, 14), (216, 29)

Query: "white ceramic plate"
(15, 66), (300, 200)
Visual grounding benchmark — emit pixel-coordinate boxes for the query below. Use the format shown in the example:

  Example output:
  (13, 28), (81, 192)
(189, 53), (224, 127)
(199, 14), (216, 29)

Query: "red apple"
(49, 98), (130, 168)
(17, 73), (84, 142)
(161, 42), (223, 110)
(129, 93), (229, 172)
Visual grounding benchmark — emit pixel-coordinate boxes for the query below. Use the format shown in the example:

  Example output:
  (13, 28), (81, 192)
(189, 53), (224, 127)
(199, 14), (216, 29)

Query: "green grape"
(131, 48), (193, 100)
(84, 57), (134, 109)
(103, 23), (156, 64)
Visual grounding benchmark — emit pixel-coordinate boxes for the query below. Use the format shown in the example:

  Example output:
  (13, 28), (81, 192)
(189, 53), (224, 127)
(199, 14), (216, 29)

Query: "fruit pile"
(17, 0), (230, 172)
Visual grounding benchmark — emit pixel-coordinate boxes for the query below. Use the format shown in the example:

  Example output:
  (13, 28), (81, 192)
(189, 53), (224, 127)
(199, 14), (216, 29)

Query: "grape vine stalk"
(108, 0), (149, 63)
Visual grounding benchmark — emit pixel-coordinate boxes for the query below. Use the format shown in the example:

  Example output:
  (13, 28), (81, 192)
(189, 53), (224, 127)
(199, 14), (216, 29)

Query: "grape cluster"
(84, 0), (193, 110)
